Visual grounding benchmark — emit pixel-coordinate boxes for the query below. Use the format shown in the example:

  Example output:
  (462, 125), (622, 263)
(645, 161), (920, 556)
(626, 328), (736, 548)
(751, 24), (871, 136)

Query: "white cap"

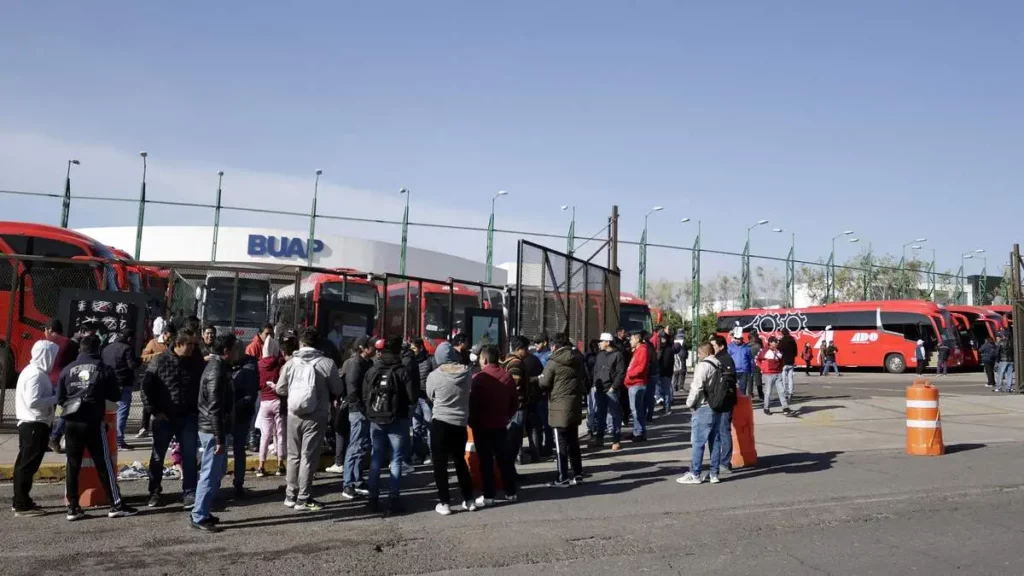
(917, 340), (924, 345)
(599, 332), (615, 342)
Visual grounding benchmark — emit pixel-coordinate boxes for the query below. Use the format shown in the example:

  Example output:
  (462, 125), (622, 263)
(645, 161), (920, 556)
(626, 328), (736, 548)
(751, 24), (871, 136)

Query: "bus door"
(318, 301), (376, 360)
(0, 241), (28, 383)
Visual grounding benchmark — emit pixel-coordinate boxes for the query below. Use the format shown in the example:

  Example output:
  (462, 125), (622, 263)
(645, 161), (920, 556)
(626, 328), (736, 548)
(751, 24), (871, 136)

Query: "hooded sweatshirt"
(258, 337), (285, 401)
(686, 354), (722, 410)
(16, 340), (59, 425)
(275, 347), (344, 421)
(426, 342), (472, 427)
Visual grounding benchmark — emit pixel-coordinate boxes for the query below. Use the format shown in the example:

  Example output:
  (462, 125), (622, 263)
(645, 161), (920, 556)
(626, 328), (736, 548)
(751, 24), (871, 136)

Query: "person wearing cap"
(338, 336), (375, 500)
(591, 333), (626, 450)
(914, 339), (928, 376)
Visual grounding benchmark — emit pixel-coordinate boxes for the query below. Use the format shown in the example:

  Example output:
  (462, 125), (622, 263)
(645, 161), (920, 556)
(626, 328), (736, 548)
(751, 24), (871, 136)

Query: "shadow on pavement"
(943, 443), (987, 455)
(729, 451), (842, 480)
(788, 404), (845, 417)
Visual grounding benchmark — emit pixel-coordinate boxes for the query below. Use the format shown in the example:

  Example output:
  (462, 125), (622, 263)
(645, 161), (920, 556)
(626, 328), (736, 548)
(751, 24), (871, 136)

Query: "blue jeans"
(628, 385), (646, 438)
(644, 376), (657, 420)
(690, 405), (724, 477)
(368, 418), (410, 500)
(718, 409), (733, 470)
(344, 411), (370, 487)
(736, 372), (752, 397)
(149, 414), (199, 497)
(192, 431), (227, 524)
(820, 360), (839, 375)
(50, 417), (66, 442)
(116, 386), (133, 444)
(763, 374), (789, 410)
(605, 388), (622, 442)
(997, 362), (1015, 392)
(410, 398), (432, 461)
(657, 376), (673, 414)
(782, 365), (796, 396)
(536, 398), (554, 454)
(586, 387), (608, 437)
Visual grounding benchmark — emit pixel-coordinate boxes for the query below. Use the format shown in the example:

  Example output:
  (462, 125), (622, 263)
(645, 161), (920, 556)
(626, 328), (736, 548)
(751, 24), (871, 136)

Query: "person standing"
(996, 334), (1015, 393)
(748, 332), (764, 399)
(532, 332), (555, 457)
(915, 340), (929, 376)
(656, 331), (675, 415)
(338, 337), (374, 499)
(820, 341), (841, 376)
(275, 328), (343, 512)
(141, 329), (201, 509)
(644, 331), (660, 422)
(778, 328), (798, 401)
(408, 337), (436, 465)
(936, 340), (950, 377)
(200, 325), (217, 357)
(256, 336), (288, 477)
(137, 323), (176, 439)
(592, 333), (626, 451)
(727, 334), (754, 397)
(503, 336), (541, 463)
(801, 342), (814, 376)
(758, 337), (790, 416)
(362, 336), (416, 515)
(539, 333), (586, 487)
(470, 346), (519, 507)
(979, 337), (998, 387)
(101, 329), (139, 451)
(624, 331), (650, 442)
(12, 341), (59, 517)
(426, 342), (475, 515)
(246, 323), (275, 358)
(59, 335), (138, 521)
(190, 334), (238, 532)
(45, 319), (79, 454)
(672, 330), (689, 393)
(676, 342), (725, 485)
(230, 346), (259, 498)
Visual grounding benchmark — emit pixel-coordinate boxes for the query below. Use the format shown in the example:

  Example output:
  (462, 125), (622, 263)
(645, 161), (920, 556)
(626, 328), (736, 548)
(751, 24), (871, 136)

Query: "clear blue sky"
(1, 1), (1021, 287)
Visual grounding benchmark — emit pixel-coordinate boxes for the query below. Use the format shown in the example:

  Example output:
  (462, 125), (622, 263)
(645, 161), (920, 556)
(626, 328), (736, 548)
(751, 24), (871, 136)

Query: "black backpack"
(702, 359), (737, 413)
(366, 365), (403, 424)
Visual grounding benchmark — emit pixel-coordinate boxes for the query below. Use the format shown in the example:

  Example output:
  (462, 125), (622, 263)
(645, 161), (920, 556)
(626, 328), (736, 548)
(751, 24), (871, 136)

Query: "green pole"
(211, 171), (224, 262)
(928, 250), (936, 302)
(897, 255), (906, 299)
(61, 159), (79, 228)
(741, 236), (750, 309)
(399, 188), (409, 275)
(785, 233), (795, 308)
(691, 220), (700, 345)
(307, 169), (322, 268)
(485, 191), (506, 283)
(954, 263), (965, 304)
(567, 205), (575, 256)
(638, 227), (647, 300)
(979, 259), (987, 305)
(134, 152), (148, 260)
(863, 243), (873, 301)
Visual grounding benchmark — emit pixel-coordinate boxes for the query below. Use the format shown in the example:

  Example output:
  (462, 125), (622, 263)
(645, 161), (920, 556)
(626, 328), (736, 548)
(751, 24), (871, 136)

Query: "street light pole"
(956, 249), (985, 304)
(741, 219), (769, 309)
(307, 169), (322, 268)
(485, 190), (508, 283)
(785, 232), (795, 308)
(897, 237), (927, 299)
(680, 217), (699, 343)
(826, 230), (854, 303)
(134, 152), (148, 260)
(561, 205), (576, 256)
(399, 188), (410, 275)
(638, 206), (663, 300)
(61, 159), (80, 228)
(211, 171), (224, 262)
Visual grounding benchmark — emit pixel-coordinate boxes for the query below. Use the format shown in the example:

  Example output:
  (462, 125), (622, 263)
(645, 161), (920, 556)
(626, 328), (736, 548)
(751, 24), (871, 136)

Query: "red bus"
(383, 281), (499, 353)
(949, 312), (977, 368)
(947, 305), (1004, 366)
(988, 305), (1012, 328)
(274, 270), (379, 348)
(0, 222), (123, 386)
(620, 293), (654, 334)
(716, 300), (962, 374)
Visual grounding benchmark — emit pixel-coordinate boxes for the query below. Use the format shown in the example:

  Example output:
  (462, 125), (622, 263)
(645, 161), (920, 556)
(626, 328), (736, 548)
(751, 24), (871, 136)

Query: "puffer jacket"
(979, 341), (998, 364)
(412, 349), (435, 394)
(142, 349), (198, 419)
(539, 346), (586, 428)
(593, 347), (625, 393)
(198, 356), (234, 443)
(657, 337), (675, 377)
(998, 338), (1014, 363)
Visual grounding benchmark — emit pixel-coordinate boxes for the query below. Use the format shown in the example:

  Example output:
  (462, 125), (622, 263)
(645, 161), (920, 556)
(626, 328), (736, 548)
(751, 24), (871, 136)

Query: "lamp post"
(978, 254), (988, 305)
(399, 188), (410, 275)
(896, 237), (926, 299)
(681, 217), (700, 344)
(785, 232), (796, 307)
(637, 206), (663, 300)
(306, 169), (322, 268)
(484, 190), (508, 283)
(741, 219), (769, 309)
(61, 159), (80, 228)
(561, 205), (576, 256)
(957, 249), (985, 304)
(134, 151), (148, 260)
(211, 171), (224, 262)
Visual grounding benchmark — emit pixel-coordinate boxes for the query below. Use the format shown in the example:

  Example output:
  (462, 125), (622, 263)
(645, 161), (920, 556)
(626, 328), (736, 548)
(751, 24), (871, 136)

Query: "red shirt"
(257, 355), (285, 401)
(469, 364), (517, 430)
(245, 334), (265, 359)
(757, 348), (784, 375)
(624, 343), (650, 387)
(46, 333), (78, 386)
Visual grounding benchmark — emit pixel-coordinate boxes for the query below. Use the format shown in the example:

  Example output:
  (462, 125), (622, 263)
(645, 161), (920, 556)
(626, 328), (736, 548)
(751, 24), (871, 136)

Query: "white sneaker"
(283, 498), (296, 508)
(709, 475), (721, 484)
(435, 503), (451, 516)
(675, 472), (703, 485)
(655, 398), (665, 406)
(505, 494), (518, 503)
(474, 496), (494, 508)
(459, 501), (478, 512)
(401, 462), (415, 476)
(324, 464), (344, 474)
(135, 428), (149, 439)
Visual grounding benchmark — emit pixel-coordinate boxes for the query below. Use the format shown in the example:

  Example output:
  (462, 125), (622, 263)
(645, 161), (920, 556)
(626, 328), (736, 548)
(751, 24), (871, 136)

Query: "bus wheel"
(885, 353), (906, 374)
(0, 340), (13, 390)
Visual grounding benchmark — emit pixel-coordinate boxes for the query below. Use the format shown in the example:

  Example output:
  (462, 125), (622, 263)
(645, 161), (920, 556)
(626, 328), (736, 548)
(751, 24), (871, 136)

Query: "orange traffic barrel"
(731, 394), (758, 468)
(79, 409), (119, 507)
(906, 379), (944, 456)
(464, 427), (502, 492)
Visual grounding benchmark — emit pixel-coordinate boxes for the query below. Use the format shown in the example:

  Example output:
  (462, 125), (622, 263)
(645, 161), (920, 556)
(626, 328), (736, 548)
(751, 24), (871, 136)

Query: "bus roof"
(620, 292), (649, 306)
(718, 300), (951, 317)
(386, 281), (480, 294)
(275, 272), (374, 298)
(0, 221), (113, 255)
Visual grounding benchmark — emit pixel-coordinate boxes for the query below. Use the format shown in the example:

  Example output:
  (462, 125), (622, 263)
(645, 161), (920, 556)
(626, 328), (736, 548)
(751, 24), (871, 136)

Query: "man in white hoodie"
(676, 342), (726, 486)
(13, 340), (59, 516)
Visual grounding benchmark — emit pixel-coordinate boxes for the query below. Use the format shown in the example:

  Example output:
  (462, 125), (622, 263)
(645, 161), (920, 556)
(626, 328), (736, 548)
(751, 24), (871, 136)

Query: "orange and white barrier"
(906, 379), (944, 456)
(464, 427), (502, 492)
(80, 409), (119, 506)
(731, 394), (757, 468)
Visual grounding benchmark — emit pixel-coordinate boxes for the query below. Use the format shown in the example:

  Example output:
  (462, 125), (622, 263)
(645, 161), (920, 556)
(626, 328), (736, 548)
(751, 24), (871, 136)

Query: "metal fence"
(514, 240), (620, 347)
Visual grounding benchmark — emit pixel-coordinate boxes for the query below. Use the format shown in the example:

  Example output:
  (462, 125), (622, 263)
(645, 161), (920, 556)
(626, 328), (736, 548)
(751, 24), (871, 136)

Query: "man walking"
(656, 331), (675, 415)
(59, 335), (138, 520)
(727, 334), (753, 398)
(624, 331), (651, 442)
(758, 337), (790, 416)
(979, 337), (997, 387)
(275, 328), (343, 511)
(337, 337), (373, 498)
(778, 328), (798, 401)
(102, 329), (139, 451)
(709, 335), (737, 471)
(539, 333), (586, 487)
(470, 346), (518, 507)
(820, 341), (841, 376)
(12, 341), (59, 517)
(191, 334), (237, 532)
(408, 337), (435, 465)
(996, 334), (1015, 393)
(676, 342), (726, 485)
(591, 333), (625, 451)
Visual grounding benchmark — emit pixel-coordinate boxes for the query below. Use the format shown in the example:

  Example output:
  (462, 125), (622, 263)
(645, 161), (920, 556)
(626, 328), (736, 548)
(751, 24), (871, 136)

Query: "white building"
(76, 226), (507, 285)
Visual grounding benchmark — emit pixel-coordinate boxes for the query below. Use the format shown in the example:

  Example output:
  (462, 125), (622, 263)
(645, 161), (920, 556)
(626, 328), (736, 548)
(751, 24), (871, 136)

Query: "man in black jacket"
(59, 335), (138, 521)
(141, 329), (201, 509)
(102, 329), (139, 451)
(190, 334), (238, 532)
(408, 338), (434, 465)
(591, 333), (626, 450)
(979, 337), (998, 387)
(362, 336), (418, 514)
(230, 351), (259, 498)
(339, 337), (374, 500)
(778, 329), (798, 401)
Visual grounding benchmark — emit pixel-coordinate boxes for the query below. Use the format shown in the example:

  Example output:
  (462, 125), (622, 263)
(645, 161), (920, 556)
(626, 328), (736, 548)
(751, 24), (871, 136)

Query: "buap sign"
(247, 235), (325, 259)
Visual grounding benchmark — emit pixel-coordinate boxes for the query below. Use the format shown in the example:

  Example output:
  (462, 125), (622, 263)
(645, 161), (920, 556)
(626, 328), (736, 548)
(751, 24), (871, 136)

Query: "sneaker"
(255, 468), (266, 478)
(117, 441), (133, 451)
(135, 428), (149, 439)
(401, 462), (415, 476)
(631, 435), (647, 443)
(108, 504), (139, 518)
(435, 503), (452, 516)
(324, 464), (344, 474)
(458, 501), (478, 512)
(13, 504), (46, 517)
(423, 457), (433, 466)
(474, 496), (494, 508)
(275, 465), (285, 477)
(386, 498), (405, 516)
(569, 477), (581, 486)
(655, 397), (665, 406)
(48, 439), (63, 454)
(783, 408), (793, 416)
(189, 518), (222, 533)
(675, 472), (703, 485)
(283, 497), (297, 508)
(147, 493), (163, 508)
(505, 494), (518, 503)
(341, 486), (358, 500)
(546, 479), (571, 488)
(296, 499), (324, 512)
(66, 507), (85, 521)
(182, 493), (195, 510)
(719, 466), (733, 475)
(206, 514), (220, 524)
(610, 442), (622, 451)
(709, 475), (721, 484)
(763, 408), (771, 415)
(353, 482), (370, 496)
(233, 487), (251, 500)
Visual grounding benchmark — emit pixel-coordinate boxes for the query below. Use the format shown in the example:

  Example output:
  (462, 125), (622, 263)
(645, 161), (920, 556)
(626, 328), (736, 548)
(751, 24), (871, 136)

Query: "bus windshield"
(620, 303), (652, 334)
(321, 282), (378, 307)
(205, 277), (270, 327)
(423, 293), (479, 338)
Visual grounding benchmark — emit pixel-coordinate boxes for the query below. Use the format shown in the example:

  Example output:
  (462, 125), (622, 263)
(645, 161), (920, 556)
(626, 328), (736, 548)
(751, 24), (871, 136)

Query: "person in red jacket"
(470, 346), (519, 506)
(757, 337), (790, 416)
(245, 323), (274, 358)
(624, 331), (650, 442)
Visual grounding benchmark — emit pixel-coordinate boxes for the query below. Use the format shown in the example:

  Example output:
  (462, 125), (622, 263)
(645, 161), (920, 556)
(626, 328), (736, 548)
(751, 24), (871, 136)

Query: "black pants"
(333, 404), (350, 467)
(553, 427), (582, 483)
(753, 369), (764, 399)
(524, 404), (542, 462)
(475, 427), (517, 498)
(984, 362), (996, 385)
(916, 361), (927, 375)
(430, 419), (473, 505)
(140, 407), (151, 431)
(804, 361), (812, 375)
(64, 419), (121, 509)
(13, 422), (50, 510)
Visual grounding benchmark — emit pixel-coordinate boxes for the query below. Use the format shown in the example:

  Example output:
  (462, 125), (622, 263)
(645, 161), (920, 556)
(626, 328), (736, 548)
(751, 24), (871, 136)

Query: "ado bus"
(716, 300), (962, 374)
(0, 222), (123, 386)
(273, 270), (379, 351)
(619, 292), (654, 334)
(383, 281), (498, 353)
(947, 305), (1004, 367)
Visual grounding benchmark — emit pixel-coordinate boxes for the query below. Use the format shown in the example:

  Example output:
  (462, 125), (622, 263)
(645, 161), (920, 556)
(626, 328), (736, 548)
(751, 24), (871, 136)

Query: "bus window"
(0, 258), (12, 290)
(424, 292), (477, 339)
(25, 263), (100, 318)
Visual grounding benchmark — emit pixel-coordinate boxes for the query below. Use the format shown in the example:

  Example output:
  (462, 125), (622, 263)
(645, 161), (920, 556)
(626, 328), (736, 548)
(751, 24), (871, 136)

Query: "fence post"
(0, 259), (19, 423)
(402, 278), (409, 341)
(691, 225), (700, 346)
(291, 268), (301, 331)
(582, 264), (589, 345)
(515, 240), (523, 339)
(539, 253), (548, 337)
(447, 278), (455, 340)
(381, 275), (390, 339)
(230, 272), (239, 335)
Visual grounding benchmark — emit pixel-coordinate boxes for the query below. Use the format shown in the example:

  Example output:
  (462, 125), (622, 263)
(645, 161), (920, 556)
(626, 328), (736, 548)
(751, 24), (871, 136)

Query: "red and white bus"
(0, 222), (124, 386)
(620, 293), (654, 334)
(383, 281), (502, 354)
(947, 305), (1004, 367)
(988, 305), (1012, 328)
(274, 270), (379, 346)
(716, 300), (962, 374)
